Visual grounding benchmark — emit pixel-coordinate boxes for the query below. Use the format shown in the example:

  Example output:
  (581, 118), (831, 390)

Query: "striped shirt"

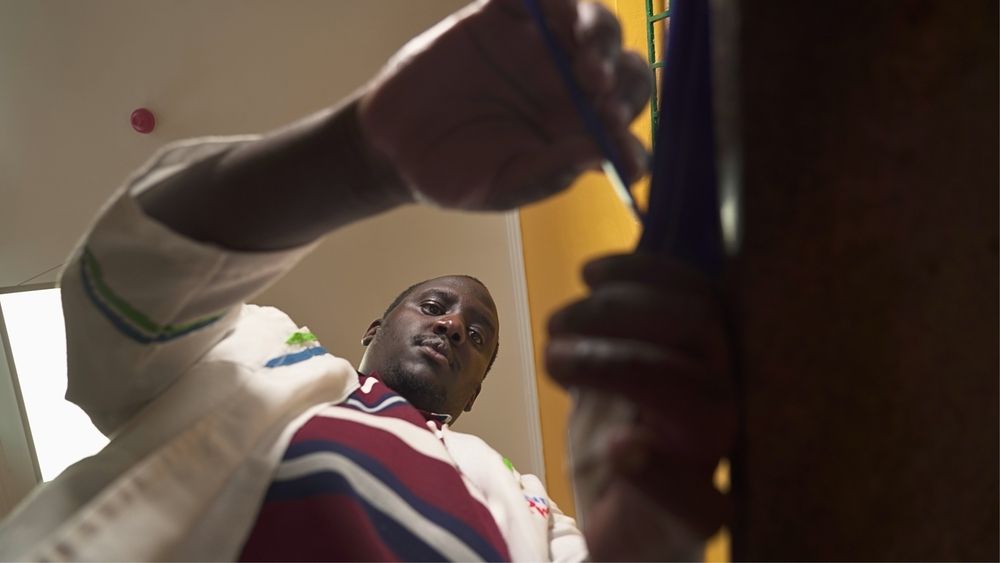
(239, 372), (512, 561)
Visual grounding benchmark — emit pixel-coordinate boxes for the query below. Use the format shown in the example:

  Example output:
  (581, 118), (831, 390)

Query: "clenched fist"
(360, 0), (652, 210)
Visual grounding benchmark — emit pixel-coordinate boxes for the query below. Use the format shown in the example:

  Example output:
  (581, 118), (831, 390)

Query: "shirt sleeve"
(546, 498), (589, 562)
(59, 136), (318, 436)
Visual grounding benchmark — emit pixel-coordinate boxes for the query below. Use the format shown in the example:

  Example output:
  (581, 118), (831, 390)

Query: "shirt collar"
(358, 371), (452, 426)
(420, 410), (453, 426)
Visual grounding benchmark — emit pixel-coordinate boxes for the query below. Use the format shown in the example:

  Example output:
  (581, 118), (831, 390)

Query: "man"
(357, 275), (501, 424)
(239, 274), (579, 560)
(0, 0), (734, 560)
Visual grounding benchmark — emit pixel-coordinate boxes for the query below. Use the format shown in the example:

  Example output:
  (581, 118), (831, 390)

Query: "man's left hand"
(546, 253), (738, 559)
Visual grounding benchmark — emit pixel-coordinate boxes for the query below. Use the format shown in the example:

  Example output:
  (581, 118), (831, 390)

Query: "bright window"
(0, 288), (107, 481)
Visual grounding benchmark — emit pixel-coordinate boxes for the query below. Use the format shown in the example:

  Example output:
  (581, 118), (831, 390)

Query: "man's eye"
(469, 329), (484, 345)
(421, 302), (443, 315)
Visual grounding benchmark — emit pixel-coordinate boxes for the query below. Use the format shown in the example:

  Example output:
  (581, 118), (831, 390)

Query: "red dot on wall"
(130, 108), (156, 134)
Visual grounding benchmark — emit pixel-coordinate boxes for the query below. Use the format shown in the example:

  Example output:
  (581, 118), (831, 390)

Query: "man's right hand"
(360, 0), (651, 211)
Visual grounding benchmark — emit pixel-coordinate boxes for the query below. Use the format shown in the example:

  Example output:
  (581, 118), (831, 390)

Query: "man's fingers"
(490, 0), (600, 59)
(576, 2), (622, 57)
(571, 5), (650, 184)
(571, 2), (623, 96)
(488, 133), (604, 208)
(602, 51), (654, 127)
(484, 132), (647, 209)
(616, 132), (650, 186)
(608, 415), (736, 484)
(546, 336), (733, 402)
(546, 334), (737, 458)
(547, 283), (728, 362)
(583, 252), (722, 296)
(610, 444), (732, 541)
(479, 0), (649, 193)
(490, 0), (577, 25)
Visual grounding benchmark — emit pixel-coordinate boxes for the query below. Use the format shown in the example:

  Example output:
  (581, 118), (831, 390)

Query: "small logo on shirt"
(525, 495), (550, 518)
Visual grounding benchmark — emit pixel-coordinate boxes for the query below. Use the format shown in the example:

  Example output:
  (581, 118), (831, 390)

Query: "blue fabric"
(264, 346), (329, 368)
(639, 0), (723, 280)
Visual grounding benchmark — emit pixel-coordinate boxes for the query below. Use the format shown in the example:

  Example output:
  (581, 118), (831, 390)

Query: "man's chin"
(379, 364), (447, 413)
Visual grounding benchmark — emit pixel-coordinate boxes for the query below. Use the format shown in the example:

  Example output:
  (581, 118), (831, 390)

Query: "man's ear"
(361, 319), (381, 347)
(463, 383), (482, 413)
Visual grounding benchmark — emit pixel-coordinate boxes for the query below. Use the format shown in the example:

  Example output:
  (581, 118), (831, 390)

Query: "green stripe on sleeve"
(82, 247), (225, 338)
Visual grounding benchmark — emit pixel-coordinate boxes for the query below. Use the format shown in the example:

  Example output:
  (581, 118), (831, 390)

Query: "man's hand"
(546, 253), (737, 560)
(360, 0), (651, 210)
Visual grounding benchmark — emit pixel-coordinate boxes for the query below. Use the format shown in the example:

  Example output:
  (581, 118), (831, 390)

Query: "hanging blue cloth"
(638, 0), (723, 280)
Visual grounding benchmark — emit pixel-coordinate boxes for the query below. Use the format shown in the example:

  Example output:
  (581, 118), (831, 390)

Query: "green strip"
(648, 9), (670, 22)
(83, 247), (224, 337)
(502, 457), (515, 473)
(286, 331), (318, 345)
(645, 0), (661, 138)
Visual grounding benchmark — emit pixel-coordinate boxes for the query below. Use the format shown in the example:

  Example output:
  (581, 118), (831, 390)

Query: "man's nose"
(432, 316), (465, 344)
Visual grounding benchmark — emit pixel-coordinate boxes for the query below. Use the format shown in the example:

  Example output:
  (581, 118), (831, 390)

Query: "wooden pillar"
(727, 1), (998, 559)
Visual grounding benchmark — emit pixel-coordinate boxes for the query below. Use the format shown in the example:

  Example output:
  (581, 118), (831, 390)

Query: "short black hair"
(382, 275), (500, 376)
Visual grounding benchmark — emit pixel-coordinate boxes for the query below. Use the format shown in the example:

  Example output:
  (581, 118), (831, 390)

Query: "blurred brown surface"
(728, 1), (999, 560)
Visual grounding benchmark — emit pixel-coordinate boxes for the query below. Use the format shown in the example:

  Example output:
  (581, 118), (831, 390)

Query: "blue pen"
(522, 0), (644, 221)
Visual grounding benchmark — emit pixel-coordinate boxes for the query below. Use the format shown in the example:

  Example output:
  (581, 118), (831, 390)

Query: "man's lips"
(418, 344), (450, 366)
(416, 338), (453, 369)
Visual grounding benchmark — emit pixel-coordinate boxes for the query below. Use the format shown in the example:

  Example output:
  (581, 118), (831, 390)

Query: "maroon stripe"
(289, 414), (509, 556)
(239, 495), (401, 562)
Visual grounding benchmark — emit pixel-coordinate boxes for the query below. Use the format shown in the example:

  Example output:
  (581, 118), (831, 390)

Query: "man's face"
(359, 276), (499, 422)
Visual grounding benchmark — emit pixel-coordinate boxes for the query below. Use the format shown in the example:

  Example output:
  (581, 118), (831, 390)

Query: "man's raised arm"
(61, 0), (650, 435)
(138, 0), (652, 251)
(136, 98), (410, 252)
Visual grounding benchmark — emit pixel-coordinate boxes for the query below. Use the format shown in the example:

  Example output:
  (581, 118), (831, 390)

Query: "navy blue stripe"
(343, 396), (409, 416)
(265, 346), (328, 368)
(274, 439), (505, 562)
(266, 472), (447, 562)
(79, 257), (220, 344)
(347, 386), (397, 408)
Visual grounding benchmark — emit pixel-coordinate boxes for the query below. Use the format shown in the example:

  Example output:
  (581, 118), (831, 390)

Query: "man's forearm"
(137, 94), (413, 251)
